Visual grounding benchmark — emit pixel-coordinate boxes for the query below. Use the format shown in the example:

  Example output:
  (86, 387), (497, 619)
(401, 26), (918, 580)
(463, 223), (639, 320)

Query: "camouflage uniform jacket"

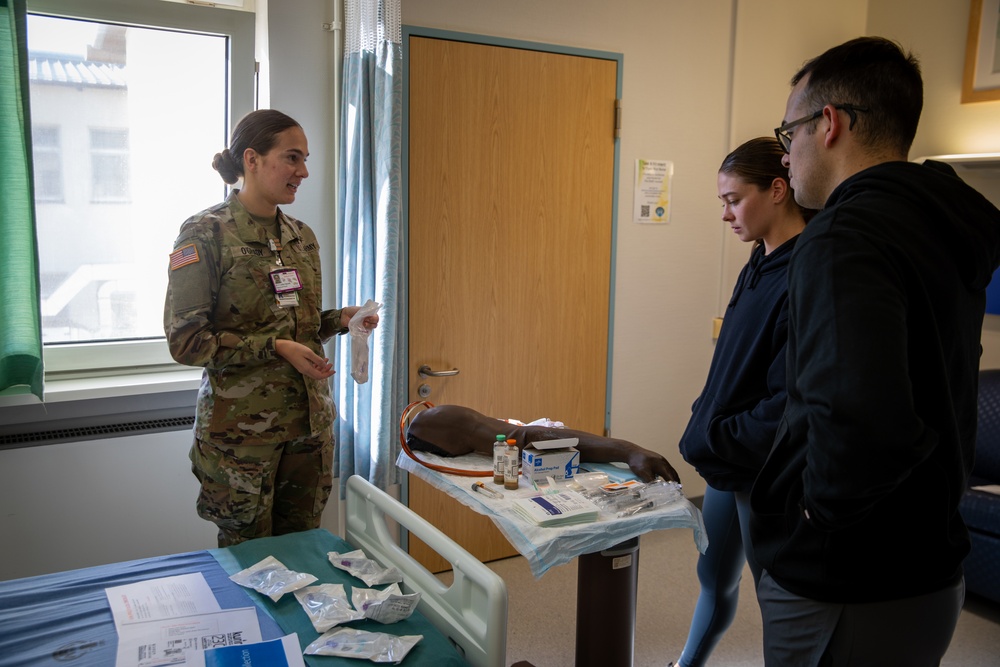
(164, 191), (345, 446)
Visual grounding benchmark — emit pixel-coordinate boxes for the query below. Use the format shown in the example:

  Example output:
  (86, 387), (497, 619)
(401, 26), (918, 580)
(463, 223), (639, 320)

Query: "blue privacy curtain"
(0, 0), (43, 399)
(333, 0), (405, 494)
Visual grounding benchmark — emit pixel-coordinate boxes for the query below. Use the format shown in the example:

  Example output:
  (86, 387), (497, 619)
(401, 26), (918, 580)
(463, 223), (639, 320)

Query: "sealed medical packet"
(229, 555), (318, 602)
(328, 549), (403, 586)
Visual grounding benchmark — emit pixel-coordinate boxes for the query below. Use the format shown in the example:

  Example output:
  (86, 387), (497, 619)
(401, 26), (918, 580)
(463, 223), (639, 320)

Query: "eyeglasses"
(774, 104), (869, 153)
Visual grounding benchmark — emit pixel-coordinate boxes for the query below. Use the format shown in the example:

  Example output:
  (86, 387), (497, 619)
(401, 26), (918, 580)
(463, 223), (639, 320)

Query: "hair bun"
(212, 148), (240, 185)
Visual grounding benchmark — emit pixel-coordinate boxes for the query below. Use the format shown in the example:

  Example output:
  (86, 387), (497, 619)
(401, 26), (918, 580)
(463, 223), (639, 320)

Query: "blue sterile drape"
(333, 0), (404, 494)
(0, 0), (43, 399)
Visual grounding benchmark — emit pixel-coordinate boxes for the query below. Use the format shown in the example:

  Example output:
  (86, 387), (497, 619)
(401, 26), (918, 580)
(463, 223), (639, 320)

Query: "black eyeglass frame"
(774, 104), (869, 153)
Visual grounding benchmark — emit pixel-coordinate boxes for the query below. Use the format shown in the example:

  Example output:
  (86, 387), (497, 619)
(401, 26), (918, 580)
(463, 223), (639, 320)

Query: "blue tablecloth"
(0, 530), (469, 667)
(0, 550), (281, 667)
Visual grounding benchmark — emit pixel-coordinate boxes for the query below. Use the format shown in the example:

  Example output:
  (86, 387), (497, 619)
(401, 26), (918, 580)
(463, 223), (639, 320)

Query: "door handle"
(418, 364), (460, 378)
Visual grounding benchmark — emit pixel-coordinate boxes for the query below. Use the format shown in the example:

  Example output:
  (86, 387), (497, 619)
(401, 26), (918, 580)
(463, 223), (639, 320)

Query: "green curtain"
(0, 0), (42, 399)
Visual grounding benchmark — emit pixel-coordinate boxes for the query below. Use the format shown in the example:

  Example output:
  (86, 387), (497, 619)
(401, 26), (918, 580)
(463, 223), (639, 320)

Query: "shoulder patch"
(170, 243), (200, 270)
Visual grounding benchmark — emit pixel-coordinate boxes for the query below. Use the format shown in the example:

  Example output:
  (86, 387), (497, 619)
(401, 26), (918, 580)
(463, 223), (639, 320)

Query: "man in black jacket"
(750, 36), (1000, 666)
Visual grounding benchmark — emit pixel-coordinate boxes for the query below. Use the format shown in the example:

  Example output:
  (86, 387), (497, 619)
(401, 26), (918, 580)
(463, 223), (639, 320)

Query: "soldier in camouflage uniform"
(164, 110), (377, 547)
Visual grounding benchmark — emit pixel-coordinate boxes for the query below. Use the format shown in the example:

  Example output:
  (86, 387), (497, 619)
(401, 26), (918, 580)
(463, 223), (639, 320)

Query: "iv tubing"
(398, 400), (494, 477)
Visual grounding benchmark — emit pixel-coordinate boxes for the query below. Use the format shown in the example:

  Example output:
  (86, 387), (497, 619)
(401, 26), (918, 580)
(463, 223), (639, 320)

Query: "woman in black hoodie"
(673, 137), (813, 667)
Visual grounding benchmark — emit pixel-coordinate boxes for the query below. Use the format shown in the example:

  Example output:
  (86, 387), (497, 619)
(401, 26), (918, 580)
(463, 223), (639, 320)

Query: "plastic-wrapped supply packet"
(328, 549), (403, 586)
(635, 477), (683, 504)
(229, 555), (318, 602)
(351, 583), (421, 624)
(304, 627), (423, 663)
(581, 476), (685, 518)
(294, 583), (365, 632)
(349, 299), (382, 384)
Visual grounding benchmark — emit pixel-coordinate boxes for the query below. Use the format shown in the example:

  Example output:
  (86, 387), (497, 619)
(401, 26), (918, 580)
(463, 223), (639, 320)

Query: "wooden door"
(407, 35), (618, 570)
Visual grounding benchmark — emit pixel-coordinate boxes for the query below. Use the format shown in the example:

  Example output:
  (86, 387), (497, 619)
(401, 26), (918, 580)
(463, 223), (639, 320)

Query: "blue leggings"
(678, 486), (762, 667)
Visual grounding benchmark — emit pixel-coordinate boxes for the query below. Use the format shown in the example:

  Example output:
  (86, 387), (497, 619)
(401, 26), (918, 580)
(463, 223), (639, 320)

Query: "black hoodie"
(679, 237), (798, 492)
(750, 160), (1000, 602)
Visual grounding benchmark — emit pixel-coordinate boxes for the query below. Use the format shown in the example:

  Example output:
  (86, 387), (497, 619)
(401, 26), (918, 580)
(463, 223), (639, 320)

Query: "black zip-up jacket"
(750, 160), (1000, 602)
(679, 237), (798, 492)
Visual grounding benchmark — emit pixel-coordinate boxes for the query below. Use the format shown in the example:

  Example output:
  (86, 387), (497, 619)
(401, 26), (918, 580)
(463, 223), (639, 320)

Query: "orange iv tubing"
(398, 400), (495, 477)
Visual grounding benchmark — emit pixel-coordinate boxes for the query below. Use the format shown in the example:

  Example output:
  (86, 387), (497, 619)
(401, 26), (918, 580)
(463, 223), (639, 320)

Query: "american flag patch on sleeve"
(170, 243), (200, 270)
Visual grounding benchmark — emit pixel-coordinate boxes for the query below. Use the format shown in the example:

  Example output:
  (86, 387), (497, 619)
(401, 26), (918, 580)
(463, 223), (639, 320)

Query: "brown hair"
(211, 109), (301, 185)
(720, 137), (816, 222)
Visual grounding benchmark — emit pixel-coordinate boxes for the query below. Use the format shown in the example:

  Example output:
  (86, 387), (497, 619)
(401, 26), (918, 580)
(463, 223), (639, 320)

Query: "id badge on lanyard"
(269, 238), (302, 307)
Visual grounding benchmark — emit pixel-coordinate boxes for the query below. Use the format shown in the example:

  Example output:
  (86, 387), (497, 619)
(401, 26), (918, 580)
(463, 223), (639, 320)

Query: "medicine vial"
(493, 434), (506, 484)
(504, 438), (520, 490)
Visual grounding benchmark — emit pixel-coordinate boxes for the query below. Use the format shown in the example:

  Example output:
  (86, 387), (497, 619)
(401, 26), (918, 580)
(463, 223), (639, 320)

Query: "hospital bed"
(344, 474), (508, 666)
(0, 475), (508, 667)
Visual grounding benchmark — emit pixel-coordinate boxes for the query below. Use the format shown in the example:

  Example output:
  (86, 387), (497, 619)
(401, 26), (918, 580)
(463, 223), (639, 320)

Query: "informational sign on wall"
(633, 159), (673, 224)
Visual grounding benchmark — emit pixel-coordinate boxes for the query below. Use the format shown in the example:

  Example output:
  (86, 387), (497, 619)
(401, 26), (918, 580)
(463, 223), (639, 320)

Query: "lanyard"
(268, 238), (283, 266)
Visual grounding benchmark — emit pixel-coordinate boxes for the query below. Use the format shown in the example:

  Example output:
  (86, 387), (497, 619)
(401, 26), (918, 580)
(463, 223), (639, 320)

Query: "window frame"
(25, 0), (256, 381)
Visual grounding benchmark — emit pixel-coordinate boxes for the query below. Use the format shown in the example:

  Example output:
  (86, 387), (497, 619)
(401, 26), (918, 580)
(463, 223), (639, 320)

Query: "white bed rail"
(344, 475), (508, 667)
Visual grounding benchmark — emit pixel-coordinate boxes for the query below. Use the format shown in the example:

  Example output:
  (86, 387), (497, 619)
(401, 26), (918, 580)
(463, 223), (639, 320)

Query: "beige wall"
(721, 1), (868, 324)
(402, 0), (868, 496)
(867, 0), (1000, 368)
(869, 0), (1000, 159)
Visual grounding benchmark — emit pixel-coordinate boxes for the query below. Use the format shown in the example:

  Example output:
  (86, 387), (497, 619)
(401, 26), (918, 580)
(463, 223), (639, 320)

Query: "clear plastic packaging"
(228, 555), (318, 602)
(294, 583), (365, 632)
(304, 627), (423, 662)
(328, 549), (403, 586)
(349, 299), (382, 383)
(580, 476), (684, 518)
(351, 582), (421, 624)
(564, 471), (610, 491)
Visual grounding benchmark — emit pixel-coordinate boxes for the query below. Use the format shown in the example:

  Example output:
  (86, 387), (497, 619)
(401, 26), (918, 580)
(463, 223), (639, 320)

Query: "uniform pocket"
(217, 255), (285, 325)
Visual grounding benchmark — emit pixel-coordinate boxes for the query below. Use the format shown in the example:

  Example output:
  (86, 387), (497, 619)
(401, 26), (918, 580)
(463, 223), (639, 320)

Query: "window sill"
(0, 367), (203, 408)
(0, 366), (204, 443)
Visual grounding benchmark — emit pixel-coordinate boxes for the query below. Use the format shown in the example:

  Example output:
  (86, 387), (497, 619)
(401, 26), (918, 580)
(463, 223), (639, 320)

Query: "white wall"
(266, 0), (340, 308)
(0, 431), (215, 579)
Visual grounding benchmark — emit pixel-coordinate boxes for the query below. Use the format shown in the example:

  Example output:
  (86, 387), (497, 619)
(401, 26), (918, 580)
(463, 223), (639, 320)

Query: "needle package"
(351, 583), (421, 624)
(229, 555), (318, 602)
(294, 583), (365, 632)
(304, 627), (423, 662)
(328, 549), (403, 586)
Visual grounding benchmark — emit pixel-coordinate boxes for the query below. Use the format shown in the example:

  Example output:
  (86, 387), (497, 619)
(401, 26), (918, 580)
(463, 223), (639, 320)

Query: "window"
(25, 0), (255, 373)
(31, 125), (63, 202)
(89, 128), (130, 203)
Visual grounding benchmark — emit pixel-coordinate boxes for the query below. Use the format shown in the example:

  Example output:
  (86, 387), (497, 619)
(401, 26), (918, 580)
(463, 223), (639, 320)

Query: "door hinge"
(614, 99), (622, 139)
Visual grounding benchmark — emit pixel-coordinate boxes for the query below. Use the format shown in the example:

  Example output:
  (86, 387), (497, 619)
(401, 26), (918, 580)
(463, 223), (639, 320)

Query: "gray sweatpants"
(757, 570), (965, 667)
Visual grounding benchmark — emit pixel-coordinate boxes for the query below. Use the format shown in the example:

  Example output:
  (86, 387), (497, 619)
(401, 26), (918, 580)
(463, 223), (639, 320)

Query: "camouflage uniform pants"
(190, 435), (333, 547)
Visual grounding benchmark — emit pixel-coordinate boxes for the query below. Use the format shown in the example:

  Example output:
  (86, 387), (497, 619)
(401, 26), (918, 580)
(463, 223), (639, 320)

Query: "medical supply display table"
(398, 451), (708, 667)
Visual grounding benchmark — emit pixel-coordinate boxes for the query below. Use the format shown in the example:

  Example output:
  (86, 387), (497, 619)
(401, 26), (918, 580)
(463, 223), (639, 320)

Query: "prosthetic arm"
(406, 404), (680, 483)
